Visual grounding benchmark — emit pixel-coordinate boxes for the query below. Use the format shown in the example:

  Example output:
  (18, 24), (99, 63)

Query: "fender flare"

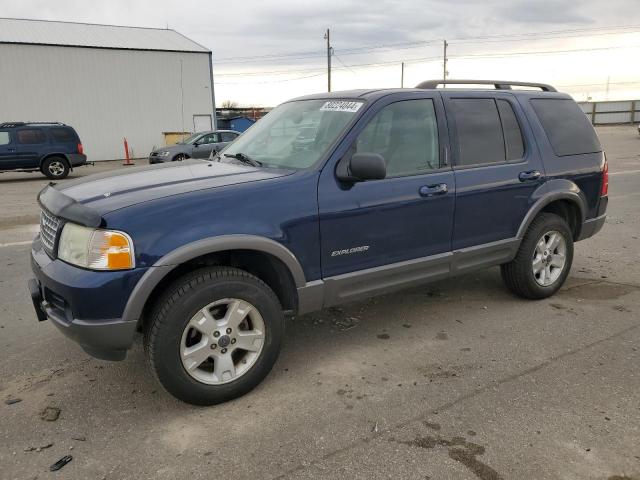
(516, 188), (587, 240)
(121, 235), (306, 324)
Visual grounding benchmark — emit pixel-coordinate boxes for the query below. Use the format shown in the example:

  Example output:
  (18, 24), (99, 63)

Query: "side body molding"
(122, 235), (307, 325)
(516, 179), (587, 240)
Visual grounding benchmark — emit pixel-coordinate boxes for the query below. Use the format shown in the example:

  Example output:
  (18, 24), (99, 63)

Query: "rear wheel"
(144, 267), (284, 405)
(501, 213), (574, 299)
(42, 156), (70, 180)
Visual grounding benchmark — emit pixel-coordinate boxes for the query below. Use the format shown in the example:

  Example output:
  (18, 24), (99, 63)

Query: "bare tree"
(221, 100), (238, 109)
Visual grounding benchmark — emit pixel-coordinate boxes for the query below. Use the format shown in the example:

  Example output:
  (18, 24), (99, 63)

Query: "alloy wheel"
(532, 230), (567, 286)
(180, 298), (265, 385)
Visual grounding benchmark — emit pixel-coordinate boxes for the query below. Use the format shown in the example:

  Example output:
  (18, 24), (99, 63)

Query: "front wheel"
(144, 267), (284, 405)
(42, 157), (70, 179)
(501, 213), (574, 299)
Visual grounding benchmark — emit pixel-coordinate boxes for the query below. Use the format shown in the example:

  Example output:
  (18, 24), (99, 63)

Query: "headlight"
(158, 151), (170, 157)
(57, 223), (135, 270)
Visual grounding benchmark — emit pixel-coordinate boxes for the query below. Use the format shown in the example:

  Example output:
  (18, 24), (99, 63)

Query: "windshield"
(220, 99), (363, 169)
(180, 133), (202, 145)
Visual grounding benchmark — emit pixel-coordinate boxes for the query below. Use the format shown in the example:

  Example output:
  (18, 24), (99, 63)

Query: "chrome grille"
(40, 208), (60, 256)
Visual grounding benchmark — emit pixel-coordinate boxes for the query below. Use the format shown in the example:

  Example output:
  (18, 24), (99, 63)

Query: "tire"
(42, 156), (70, 180)
(144, 267), (284, 405)
(173, 154), (187, 162)
(501, 212), (574, 300)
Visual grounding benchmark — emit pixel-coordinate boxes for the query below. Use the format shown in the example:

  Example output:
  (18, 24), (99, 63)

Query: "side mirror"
(337, 152), (386, 182)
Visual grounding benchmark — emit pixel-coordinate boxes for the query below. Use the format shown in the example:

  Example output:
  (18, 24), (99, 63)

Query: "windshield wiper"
(223, 152), (262, 167)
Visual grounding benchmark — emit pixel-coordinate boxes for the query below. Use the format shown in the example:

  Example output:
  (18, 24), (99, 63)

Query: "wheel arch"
(40, 153), (71, 169)
(123, 235), (306, 328)
(517, 183), (587, 241)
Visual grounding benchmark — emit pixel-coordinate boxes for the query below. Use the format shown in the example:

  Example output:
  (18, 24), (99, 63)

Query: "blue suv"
(0, 122), (86, 179)
(28, 80), (608, 405)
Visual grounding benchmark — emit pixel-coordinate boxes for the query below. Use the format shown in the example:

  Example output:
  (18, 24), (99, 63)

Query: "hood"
(57, 160), (292, 215)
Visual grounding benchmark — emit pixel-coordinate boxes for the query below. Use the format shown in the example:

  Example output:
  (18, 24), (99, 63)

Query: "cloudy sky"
(2, 0), (640, 106)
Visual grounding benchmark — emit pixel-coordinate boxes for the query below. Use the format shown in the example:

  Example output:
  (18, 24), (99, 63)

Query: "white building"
(0, 18), (216, 161)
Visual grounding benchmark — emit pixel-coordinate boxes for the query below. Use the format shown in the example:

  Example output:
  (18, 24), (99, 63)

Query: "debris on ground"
(4, 398), (22, 405)
(49, 455), (73, 472)
(333, 316), (359, 331)
(41, 406), (61, 421)
(71, 436), (86, 442)
(24, 443), (53, 452)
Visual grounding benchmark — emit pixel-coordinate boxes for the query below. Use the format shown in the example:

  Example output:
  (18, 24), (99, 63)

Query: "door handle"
(7, 148), (16, 152)
(519, 170), (541, 182)
(419, 183), (448, 197)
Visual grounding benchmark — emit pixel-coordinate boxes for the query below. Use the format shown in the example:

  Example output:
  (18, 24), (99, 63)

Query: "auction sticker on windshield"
(320, 101), (363, 113)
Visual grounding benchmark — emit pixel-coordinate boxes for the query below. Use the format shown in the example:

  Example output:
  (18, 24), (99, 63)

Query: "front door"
(192, 132), (220, 159)
(318, 93), (455, 302)
(0, 130), (19, 170)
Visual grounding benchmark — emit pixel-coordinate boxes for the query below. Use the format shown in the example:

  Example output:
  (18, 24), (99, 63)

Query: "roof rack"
(415, 79), (557, 92)
(0, 121), (66, 128)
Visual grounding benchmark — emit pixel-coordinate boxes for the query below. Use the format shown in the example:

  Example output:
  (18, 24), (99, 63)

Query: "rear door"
(443, 92), (545, 250)
(14, 128), (48, 168)
(219, 131), (239, 150)
(0, 130), (19, 170)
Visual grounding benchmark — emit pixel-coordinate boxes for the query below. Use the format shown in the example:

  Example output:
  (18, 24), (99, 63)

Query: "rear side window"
(0, 131), (10, 145)
(49, 127), (76, 142)
(531, 99), (601, 156)
(17, 129), (47, 144)
(497, 100), (524, 161)
(450, 99), (505, 166)
(221, 132), (238, 142)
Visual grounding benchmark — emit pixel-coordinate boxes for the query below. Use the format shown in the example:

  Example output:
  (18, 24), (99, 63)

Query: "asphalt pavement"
(1, 127), (639, 480)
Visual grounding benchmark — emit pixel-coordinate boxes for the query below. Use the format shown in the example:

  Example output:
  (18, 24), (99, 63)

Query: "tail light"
(601, 157), (609, 196)
(77, 143), (84, 155)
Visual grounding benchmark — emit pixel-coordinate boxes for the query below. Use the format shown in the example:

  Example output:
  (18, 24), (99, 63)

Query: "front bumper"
(148, 154), (169, 164)
(29, 238), (146, 361)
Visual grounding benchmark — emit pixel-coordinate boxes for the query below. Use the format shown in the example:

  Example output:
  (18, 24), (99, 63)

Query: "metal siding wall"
(0, 44), (214, 160)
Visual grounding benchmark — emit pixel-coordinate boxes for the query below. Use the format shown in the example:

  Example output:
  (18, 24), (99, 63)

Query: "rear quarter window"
(531, 99), (601, 156)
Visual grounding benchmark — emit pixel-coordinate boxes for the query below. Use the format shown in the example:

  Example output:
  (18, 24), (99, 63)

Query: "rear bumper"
(29, 238), (145, 361)
(68, 153), (87, 167)
(577, 214), (606, 241)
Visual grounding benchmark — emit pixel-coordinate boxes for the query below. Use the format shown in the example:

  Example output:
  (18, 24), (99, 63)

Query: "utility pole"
(324, 28), (332, 92)
(443, 40), (448, 86)
(401, 62), (405, 88)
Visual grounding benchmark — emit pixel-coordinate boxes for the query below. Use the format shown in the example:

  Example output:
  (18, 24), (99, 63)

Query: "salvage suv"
(0, 122), (86, 179)
(29, 80), (608, 405)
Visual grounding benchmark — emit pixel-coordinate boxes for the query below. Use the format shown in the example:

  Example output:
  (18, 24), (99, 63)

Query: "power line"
(215, 43), (639, 78)
(216, 72), (326, 85)
(214, 23), (640, 64)
(450, 44), (640, 59)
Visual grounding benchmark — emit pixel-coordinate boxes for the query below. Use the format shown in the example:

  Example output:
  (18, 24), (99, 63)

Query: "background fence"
(578, 100), (640, 125)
